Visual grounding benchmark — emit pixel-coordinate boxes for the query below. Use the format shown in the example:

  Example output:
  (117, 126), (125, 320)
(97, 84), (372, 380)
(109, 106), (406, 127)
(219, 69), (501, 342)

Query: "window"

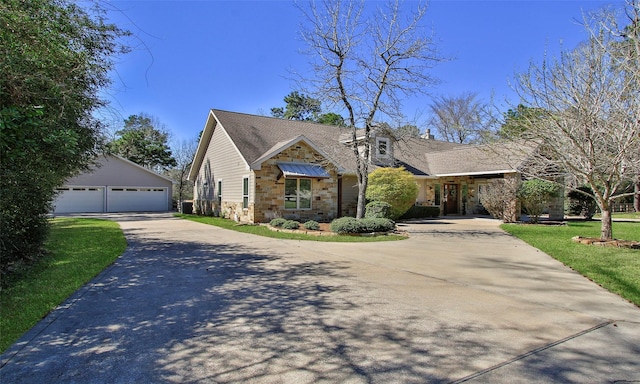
(217, 180), (222, 206)
(434, 184), (441, 205)
(242, 177), (249, 209)
(376, 137), (390, 157)
(284, 178), (311, 209)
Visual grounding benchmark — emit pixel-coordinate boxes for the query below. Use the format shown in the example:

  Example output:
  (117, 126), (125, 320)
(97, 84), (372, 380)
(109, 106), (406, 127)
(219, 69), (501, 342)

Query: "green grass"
(594, 212), (640, 220)
(0, 218), (127, 353)
(175, 214), (406, 242)
(501, 220), (640, 307)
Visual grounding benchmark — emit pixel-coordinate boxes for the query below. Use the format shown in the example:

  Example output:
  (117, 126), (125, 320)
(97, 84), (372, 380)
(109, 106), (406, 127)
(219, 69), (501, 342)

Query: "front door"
(444, 184), (459, 214)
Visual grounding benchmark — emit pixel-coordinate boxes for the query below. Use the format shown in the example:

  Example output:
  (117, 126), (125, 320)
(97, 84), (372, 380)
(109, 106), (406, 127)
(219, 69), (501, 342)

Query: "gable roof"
(189, 109), (533, 180)
(250, 135), (344, 172)
(189, 109), (357, 180)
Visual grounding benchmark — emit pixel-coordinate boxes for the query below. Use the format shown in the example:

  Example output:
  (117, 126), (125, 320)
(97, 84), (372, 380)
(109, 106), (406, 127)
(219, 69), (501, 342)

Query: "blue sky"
(102, 0), (618, 142)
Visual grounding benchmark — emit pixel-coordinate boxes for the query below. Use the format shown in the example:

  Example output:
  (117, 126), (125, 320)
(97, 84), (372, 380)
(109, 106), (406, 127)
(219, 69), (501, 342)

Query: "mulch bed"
(572, 236), (640, 249)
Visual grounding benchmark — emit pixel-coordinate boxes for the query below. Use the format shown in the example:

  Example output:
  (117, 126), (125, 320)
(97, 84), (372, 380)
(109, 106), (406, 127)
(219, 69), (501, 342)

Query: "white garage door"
(53, 187), (105, 213)
(107, 187), (168, 212)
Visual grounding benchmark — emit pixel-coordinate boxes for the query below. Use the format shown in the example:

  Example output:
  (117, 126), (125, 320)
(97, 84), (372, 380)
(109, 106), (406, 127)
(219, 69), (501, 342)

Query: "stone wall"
(221, 201), (255, 223)
(253, 142), (339, 223)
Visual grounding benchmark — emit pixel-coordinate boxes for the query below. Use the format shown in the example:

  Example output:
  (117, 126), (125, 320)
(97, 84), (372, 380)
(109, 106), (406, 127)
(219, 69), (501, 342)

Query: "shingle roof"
(424, 141), (534, 176)
(211, 109), (358, 171)
(193, 109), (531, 178)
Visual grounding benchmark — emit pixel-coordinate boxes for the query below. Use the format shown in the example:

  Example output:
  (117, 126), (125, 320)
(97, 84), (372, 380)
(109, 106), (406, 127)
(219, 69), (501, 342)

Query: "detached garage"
(53, 155), (173, 213)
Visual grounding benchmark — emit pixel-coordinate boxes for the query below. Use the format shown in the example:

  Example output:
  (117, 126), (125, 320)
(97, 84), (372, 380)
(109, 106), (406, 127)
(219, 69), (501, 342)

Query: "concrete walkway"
(1, 214), (638, 383)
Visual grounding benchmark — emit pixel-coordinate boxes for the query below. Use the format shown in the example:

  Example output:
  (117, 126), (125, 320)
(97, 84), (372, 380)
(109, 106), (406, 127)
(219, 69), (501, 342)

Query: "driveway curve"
(1, 213), (638, 383)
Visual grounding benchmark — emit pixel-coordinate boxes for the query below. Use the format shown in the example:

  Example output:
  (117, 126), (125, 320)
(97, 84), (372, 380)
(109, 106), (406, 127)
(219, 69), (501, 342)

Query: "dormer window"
(376, 137), (390, 157)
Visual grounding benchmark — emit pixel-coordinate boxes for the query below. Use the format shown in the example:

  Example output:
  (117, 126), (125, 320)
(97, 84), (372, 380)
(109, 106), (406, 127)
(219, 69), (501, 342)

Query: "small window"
(284, 178), (312, 210)
(434, 184), (441, 205)
(217, 180), (222, 206)
(112, 188), (124, 191)
(376, 137), (390, 157)
(242, 177), (249, 209)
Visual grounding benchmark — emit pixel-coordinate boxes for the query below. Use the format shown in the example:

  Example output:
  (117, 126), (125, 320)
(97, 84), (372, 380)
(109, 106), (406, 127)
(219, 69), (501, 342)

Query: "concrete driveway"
(1, 214), (639, 383)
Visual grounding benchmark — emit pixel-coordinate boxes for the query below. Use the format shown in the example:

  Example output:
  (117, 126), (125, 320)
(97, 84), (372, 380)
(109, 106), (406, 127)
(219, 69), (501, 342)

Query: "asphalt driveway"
(1, 213), (639, 383)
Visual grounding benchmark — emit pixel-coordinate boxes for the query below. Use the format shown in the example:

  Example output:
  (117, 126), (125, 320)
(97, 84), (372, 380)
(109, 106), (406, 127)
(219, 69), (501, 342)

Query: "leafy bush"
(269, 218), (287, 227)
(303, 220), (320, 230)
(400, 205), (440, 219)
(330, 217), (360, 233)
(365, 201), (393, 219)
(567, 186), (597, 219)
(281, 220), (300, 230)
(360, 218), (395, 232)
(517, 179), (561, 223)
(330, 217), (395, 234)
(366, 167), (418, 220)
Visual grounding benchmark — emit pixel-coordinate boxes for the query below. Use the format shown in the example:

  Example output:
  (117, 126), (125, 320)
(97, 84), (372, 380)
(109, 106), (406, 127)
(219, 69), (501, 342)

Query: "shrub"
(360, 218), (395, 232)
(400, 205), (440, 219)
(281, 220), (300, 230)
(269, 218), (287, 227)
(303, 220), (320, 230)
(567, 186), (597, 219)
(366, 167), (418, 220)
(330, 217), (360, 234)
(330, 217), (395, 234)
(365, 201), (393, 219)
(518, 179), (561, 223)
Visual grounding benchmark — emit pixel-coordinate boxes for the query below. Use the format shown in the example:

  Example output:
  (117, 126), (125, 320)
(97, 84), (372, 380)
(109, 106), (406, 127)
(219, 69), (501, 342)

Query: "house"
(52, 154), (173, 213)
(189, 109), (561, 223)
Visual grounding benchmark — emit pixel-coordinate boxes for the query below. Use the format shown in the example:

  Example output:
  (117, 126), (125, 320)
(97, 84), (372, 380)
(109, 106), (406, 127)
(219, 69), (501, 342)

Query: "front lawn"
(0, 218), (127, 353)
(175, 214), (406, 242)
(501, 221), (640, 307)
(595, 212), (640, 220)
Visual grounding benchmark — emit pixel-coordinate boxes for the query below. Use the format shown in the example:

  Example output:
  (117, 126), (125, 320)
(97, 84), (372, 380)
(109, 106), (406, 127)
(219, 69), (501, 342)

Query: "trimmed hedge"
(400, 205), (440, 219)
(282, 220), (300, 230)
(303, 220), (320, 230)
(330, 217), (395, 234)
(365, 201), (393, 219)
(269, 218), (287, 227)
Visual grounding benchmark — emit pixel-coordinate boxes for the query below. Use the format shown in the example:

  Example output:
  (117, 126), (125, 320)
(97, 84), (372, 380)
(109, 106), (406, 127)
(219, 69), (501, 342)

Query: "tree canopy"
(1, 0), (129, 274)
(271, 91), (345, 126)
(108, 114), (177, 172)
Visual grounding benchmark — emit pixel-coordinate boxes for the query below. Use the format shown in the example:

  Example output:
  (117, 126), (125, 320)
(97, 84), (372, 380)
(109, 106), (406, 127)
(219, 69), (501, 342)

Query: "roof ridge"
(210, 108), (346, 130)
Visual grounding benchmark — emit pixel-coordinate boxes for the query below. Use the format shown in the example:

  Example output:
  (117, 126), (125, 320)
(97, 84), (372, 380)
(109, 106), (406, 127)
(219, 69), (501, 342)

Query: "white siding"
(195, 122), (249, 204)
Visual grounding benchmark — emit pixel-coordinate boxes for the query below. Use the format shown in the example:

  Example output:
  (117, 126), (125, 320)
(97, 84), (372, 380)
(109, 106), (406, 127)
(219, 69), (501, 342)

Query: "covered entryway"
(444, 184), (459, 214)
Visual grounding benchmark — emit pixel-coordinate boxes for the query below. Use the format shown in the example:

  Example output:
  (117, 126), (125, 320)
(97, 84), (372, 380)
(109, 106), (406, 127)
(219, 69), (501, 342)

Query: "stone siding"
(253, 142), (339, 223)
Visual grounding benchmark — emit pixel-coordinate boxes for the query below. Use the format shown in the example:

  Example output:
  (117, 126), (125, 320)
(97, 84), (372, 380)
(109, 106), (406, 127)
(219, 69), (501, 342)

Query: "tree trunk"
(634, 175), (640, 213)
(600, 207), (613, 240)
(356, 183), (367, 219)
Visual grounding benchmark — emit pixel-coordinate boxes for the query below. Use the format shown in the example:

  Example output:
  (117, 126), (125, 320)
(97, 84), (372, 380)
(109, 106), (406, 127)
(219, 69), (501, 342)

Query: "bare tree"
(428, 92), (496, 144)
(297, 0), (444, 218)
(511, 1), (640, 239)
(167, 138), (198, 207)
